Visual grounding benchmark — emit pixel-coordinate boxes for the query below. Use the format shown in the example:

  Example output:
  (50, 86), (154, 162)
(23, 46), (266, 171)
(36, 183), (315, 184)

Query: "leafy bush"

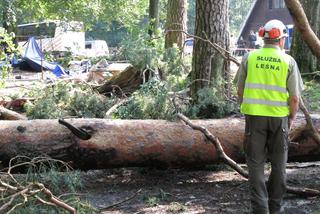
(25, 82), (114, 119)
(0, 27), (20, 88)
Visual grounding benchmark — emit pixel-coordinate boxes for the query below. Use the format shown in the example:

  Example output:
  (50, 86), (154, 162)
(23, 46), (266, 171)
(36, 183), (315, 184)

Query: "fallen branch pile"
(0, 156), (76, 214)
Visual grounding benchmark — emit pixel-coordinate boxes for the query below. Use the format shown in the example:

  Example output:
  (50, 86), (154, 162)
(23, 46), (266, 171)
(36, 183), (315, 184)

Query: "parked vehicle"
(17, 20), (85, 54)
(84, 40), (109, 57)
(184, 38), (193, 55)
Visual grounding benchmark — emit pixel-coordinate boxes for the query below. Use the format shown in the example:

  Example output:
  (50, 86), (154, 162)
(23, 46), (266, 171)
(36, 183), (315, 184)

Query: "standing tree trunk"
(148, 0), (160, 38)
(165, 0), (187, 49)
(289, 0), (320, 77)
(191, 0), (230, 103)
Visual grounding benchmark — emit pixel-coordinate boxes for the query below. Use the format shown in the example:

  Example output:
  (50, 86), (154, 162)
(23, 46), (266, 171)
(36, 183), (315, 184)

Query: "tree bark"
(0, 106), (27, 120)
(288, 0), (320, 76)
(191, 0), (230, 102)
(0, 117), (319, 169)
(97, 65), (151, 96)
(148, 0), (160, 37)
(165, 0), (187, 49)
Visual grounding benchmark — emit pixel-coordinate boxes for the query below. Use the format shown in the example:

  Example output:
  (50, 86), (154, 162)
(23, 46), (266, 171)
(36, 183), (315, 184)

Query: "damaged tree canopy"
(0, 117), (319, 169)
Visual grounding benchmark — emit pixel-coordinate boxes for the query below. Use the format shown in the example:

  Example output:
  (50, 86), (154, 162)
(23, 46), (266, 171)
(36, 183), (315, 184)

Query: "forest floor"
(80, 162), (320, 214)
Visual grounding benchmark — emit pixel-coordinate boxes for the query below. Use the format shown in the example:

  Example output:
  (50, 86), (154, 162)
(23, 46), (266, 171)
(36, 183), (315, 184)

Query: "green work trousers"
(244, 115), (289, 214)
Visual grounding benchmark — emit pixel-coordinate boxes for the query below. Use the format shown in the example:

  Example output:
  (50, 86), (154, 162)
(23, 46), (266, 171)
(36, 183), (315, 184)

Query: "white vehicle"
(17, 20), (85, 54)
(183, 38), (193, 55)
(84, 40), (109, 57)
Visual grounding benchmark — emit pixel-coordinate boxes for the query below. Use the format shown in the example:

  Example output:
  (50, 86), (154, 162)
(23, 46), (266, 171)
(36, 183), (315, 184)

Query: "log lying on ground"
(0, 116), (319, 169)
(0, 106), (27, 120)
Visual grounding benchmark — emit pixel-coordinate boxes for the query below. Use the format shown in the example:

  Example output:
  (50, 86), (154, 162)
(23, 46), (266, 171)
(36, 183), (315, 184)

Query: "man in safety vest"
(236, 19), (304, 213)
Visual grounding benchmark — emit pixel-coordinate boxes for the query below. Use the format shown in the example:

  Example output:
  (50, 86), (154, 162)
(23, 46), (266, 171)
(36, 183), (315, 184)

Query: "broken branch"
(177, 113), (320, 197)
(299, 98), (320, 146)
(177, 113), (248, 178)
(0, 106), (27, 120)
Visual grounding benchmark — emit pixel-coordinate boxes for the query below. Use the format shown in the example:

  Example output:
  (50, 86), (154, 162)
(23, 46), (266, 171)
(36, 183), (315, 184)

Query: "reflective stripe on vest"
(245, 83), (287, 93)
(240, 48), (290, 117)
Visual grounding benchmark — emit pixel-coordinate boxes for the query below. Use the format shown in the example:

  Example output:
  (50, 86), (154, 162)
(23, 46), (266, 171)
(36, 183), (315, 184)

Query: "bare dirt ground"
(80, 162), (320, 214)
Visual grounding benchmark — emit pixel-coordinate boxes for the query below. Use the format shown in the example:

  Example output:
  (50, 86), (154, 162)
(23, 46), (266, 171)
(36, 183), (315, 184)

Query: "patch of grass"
(143, 189), (172, 207)
(143, 196), (160, 207)
(166, 202), (187, 213)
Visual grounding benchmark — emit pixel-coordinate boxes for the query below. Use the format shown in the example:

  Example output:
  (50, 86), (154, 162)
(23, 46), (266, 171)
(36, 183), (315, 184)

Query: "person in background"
(236, 19), (304, 214)
(248, 30), (257, 49)
(230, 34), (237, 55)
(237, 36), (246, 56)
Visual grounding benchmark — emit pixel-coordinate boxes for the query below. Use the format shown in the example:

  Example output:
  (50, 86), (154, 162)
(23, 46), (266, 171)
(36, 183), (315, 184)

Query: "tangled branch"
(0, 156), (76, 214)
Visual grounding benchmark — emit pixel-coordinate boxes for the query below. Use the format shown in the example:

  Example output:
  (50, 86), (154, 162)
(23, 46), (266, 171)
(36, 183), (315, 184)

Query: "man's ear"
(280, 38), (285, 49)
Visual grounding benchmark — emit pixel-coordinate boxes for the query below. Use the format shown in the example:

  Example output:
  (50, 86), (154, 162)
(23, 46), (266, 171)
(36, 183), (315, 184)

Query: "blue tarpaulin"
(23, 37), (65, 77)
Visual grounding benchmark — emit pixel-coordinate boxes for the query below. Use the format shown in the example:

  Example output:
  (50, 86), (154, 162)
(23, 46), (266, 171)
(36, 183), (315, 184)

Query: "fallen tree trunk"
(0, 116), (319, 169)
(0, 106), (27, 120)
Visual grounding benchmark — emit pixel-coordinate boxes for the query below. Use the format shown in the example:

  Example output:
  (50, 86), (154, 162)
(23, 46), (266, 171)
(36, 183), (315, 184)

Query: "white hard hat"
(258, 19), (288, 40)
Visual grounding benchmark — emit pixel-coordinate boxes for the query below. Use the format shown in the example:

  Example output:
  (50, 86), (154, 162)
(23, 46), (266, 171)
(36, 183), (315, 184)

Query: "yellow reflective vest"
(240, 48), (290, 117)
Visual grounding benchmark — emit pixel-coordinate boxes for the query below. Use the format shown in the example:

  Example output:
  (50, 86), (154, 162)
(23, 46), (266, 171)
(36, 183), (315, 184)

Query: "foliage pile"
(24, 27), (238, 120)
(25, 82), (114, 119)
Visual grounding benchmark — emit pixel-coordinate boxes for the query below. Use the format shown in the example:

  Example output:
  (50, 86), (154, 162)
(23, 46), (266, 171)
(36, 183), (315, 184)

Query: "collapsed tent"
(20, 37), (65, 77)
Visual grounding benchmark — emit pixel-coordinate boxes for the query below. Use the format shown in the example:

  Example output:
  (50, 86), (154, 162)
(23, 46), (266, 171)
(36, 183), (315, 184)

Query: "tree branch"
(178, 113), (248, 178)
(299, 98), (320, 145)
(284, 0), (320, 59)
(0, 106), (27, 120)
(35, 183), (76, 214)
(177, 113), (320, 197)
(0, 156), (76, 214)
